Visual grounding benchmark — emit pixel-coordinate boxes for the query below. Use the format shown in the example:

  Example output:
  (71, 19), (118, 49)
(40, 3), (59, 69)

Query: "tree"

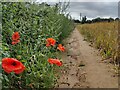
(115, 18), (119, 21)
(81, 16), (87, 24)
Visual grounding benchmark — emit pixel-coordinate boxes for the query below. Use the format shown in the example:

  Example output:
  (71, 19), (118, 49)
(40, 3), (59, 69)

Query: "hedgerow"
(1, 2), (74, 88)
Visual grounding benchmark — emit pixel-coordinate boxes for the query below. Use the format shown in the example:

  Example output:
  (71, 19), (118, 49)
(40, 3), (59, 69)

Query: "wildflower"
(11, 32), (20, 45)
(12, 32), (20, 41)
(2, 58), (25, 74)
(48, 58), (62, 66)
(12, 40), (20, 45)
(57, 44), (65, 52)
(46, 38), (56, 47)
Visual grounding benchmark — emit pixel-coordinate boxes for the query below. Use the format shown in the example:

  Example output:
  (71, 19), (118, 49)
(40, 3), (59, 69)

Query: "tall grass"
(77, 21), (118, 64)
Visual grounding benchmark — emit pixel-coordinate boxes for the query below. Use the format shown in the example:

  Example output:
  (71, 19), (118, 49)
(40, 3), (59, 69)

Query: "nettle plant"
(1, 2), (74, 88)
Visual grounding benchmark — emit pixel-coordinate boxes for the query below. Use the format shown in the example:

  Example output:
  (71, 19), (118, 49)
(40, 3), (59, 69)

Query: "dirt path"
(55, 28), (118, 88)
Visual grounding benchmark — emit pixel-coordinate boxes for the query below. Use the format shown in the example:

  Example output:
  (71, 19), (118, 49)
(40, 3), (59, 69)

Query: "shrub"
(1, 2), (74, 88)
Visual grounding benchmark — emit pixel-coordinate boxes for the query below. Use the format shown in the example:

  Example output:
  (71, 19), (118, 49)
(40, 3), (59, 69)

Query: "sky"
(36, 0), (119, 20)
(68, 2), (118, 20)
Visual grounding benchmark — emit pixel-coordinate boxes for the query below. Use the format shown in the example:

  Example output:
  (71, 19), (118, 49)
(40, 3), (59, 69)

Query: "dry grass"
(76, 21), (118, 64)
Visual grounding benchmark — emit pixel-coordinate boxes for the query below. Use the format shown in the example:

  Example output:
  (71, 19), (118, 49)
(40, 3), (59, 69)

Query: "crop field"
(76, 21), (118, 64)
(1, 2), (74, 88)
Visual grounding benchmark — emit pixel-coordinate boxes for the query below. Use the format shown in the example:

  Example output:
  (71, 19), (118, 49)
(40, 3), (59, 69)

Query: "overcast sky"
(68, 2), (118, 20)
(36, 0), (119, 20)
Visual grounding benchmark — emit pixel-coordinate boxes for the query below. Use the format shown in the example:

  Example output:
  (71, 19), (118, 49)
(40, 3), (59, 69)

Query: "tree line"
(74, 16), (119, 24)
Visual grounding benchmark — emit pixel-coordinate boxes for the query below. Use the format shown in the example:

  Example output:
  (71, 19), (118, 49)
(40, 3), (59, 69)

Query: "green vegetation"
(1, 2), (74, 88)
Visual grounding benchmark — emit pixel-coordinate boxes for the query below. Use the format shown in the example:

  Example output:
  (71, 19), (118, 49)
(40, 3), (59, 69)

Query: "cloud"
(69, 0), (119, 2)
(36, 0), (119, 2)
(36, 0), (118, 20)
(68, 2), (118, 20)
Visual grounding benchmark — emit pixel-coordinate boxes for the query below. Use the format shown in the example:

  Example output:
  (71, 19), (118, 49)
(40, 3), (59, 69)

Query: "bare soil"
(55, 29), (118, 88)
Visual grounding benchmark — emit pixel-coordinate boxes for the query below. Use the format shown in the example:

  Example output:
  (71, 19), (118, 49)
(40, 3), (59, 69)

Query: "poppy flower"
(46, 38), (56, 47)
(12, 32), (20, 41)
(2, 58), (25, 74)
(48, 58), (62, 66)
(12, 40), (20, 45)
(57, 44), (65, 52)
(11, 32), (20, 45)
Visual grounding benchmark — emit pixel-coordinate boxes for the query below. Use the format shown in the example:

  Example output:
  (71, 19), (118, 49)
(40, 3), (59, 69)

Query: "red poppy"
(46, 38), (56, 47)
(48, 58), (62, 66)
(2, 58), (25, 74)
(12, 40), (20, 45)
(57, 44), (65, 52)
(11, 32), (20, 45)
(12, 32), (20, 41)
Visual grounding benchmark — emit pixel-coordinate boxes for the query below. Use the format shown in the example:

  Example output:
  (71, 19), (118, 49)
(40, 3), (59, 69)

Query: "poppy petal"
(12, 32), (20, 41)
(48, 58), (62, 66)
(46, 38), (56, 47)
(2, 58), (25, 74)
(57, 44), (65, 52)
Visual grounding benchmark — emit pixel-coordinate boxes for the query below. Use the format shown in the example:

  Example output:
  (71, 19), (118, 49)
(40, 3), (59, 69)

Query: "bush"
(1, 2), (74, 88)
